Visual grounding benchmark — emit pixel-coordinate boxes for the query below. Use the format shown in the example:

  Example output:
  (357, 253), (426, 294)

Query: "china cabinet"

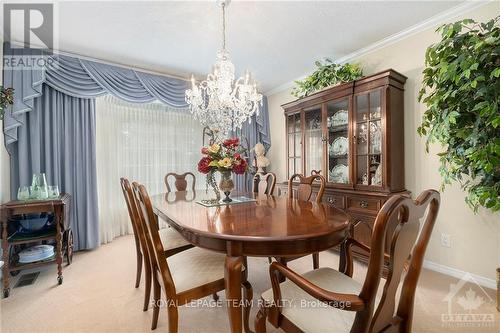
(279, 69), (409, 265)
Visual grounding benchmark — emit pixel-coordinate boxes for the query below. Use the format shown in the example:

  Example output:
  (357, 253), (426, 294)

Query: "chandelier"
(185, 0), (263, 135)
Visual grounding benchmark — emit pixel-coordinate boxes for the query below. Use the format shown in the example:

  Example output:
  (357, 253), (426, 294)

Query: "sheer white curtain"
(96, 95), (204, 244)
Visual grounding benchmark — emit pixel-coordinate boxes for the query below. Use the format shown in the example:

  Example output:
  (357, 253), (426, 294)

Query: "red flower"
(233, 158), (247, 175)
(223, 137), (240, 148)
(201, 147), (209, 155)
(234, 153), (241, 160)
(197, 157), (212, 174)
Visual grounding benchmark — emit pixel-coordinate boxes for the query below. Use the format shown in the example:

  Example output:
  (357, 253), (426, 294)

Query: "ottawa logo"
(441, 273), (496, 329)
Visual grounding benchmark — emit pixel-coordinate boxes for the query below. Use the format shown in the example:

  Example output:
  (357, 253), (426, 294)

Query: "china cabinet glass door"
(355, 89), (383, 186)
(303, 106), (323, 176)
(326, 99), (350, 184)
(287, 113), (302, 177)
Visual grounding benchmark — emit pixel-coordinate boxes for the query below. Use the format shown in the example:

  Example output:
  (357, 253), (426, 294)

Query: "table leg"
(225, 255), (243, 333)
(2, 221), (10, 298)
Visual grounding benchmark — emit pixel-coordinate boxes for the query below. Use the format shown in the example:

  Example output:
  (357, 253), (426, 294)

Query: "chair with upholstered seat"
(120, 178), (192, 312)
(273, 173), (326, 270)
(164, 172), (196, 193)
(253, 172), (277, 196)
(256, 190), (440, 333)
(164, 172), (219, 301)
(132, 182), (253, 333)
(162, 172), (197, 251)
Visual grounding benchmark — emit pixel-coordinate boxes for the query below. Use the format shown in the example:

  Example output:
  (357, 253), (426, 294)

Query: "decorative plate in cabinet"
(331, 137), (348, 156)
(329, 164), (348, 184)
(330, 109), (348, 127)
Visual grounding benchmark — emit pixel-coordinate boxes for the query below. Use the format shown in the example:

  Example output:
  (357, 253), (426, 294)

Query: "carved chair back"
(287, 173), (325, 203)
(120, 178), (142, 255)
(253, 172), (277, 195)
(164, 172), (196, 192)
(352, 190), (441, 332)
(310, 170), (321, 176)
(133, 183), (177, 299)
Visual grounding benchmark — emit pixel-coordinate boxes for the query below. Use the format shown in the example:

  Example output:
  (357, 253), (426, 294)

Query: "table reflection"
(164, 190), (196, 203)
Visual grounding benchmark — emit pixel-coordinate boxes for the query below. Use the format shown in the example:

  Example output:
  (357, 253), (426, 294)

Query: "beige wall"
(267, 2), (500, 282)
(0, 37), (10, 204)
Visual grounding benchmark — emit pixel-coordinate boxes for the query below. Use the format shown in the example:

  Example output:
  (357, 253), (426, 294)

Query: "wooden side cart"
(1, 193), (72, 298)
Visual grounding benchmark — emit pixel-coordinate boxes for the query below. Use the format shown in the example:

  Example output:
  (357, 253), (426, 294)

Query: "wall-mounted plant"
(292, 59), (363, 98)
(0, 86), (14, 120)
(418, 16), (499, 212)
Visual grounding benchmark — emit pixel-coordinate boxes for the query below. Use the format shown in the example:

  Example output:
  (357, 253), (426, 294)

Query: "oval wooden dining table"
(151, 191), (350, 333)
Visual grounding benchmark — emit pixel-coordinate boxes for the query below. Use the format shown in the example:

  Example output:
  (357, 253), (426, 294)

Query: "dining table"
(151, 190), (351, 333)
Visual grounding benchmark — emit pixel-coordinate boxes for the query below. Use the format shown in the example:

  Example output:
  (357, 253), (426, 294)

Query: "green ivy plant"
(292, 59), (363, 98)
(0, 86), (14, 120)
(417, 16), (500, 212)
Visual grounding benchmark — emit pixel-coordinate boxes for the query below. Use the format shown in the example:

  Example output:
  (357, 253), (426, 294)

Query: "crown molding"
(265, 0), (493, 96)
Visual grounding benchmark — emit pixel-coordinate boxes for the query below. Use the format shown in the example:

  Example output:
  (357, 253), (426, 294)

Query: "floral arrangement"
(198, 137), (249, 202)
(0, 86), (14, 120)
(198, 137), (248, 175)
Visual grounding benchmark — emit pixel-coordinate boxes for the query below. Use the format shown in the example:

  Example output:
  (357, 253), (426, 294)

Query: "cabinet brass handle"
(328, 197), (337, 204)
(359, 200), (369, 208)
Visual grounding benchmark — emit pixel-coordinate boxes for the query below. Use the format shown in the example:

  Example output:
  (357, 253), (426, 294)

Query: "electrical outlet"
(440, 233), (451, 248)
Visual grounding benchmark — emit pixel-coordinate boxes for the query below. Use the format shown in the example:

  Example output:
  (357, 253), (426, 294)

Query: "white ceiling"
(11, 0), (466, 92)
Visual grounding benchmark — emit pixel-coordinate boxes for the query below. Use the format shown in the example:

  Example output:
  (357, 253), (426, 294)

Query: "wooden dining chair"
(310, 169), (321, 176)
(288, 173), (325, 204)
(273, 173), (326, 270)
(253, 172), (277, 264)
(253, 172), (277, 195)
(132, 182), (253, 333)
(164, 172), (196, 193)
(120, 178), (192, 312)
(256, 190), (440, 333)
(120, 178), (144, 289)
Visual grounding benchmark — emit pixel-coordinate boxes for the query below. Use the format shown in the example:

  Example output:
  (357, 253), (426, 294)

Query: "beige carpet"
(1, 235), (498, 333)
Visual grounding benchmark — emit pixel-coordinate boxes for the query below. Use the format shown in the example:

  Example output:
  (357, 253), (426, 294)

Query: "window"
(96, 95), (204, 243)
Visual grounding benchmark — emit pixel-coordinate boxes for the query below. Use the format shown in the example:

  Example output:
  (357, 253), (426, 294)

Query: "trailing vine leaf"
(0, 86), (15, 120)
(292, 59), (363, 98)
(418, 16), (500, 213)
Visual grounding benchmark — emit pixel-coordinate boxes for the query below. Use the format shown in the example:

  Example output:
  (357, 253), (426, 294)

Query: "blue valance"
(2, 42), (189, 148)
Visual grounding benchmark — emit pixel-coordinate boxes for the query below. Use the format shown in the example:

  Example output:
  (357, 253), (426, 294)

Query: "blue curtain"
(233, 96), (271, 192)
(2, 42), (189, 149)
(10, 84), (99, 250)
(2, 45), (46, 149)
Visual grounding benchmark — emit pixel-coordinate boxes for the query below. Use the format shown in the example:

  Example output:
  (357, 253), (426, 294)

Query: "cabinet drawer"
(324, 194), (345, 209)
(347, 197), (381, 214)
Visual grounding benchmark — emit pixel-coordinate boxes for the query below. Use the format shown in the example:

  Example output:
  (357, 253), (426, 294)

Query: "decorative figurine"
(254, 142), (270, 174)
(372, 164), (382, 186)
(362, 173), (368, 185)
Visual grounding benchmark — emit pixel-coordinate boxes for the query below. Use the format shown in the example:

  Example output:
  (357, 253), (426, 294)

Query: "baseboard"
(423, 260), (496, 290)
